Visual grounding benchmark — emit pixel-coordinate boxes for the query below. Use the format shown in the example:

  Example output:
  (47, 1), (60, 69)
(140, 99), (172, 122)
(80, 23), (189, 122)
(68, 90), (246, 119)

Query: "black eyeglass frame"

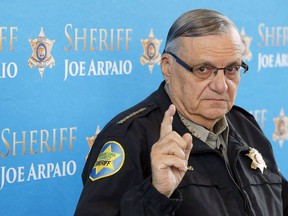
(164, 51), (249, 78)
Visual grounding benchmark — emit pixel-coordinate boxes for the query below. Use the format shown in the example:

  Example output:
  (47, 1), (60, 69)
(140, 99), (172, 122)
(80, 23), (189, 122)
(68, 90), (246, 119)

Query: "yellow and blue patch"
(89, 141), (125, 181)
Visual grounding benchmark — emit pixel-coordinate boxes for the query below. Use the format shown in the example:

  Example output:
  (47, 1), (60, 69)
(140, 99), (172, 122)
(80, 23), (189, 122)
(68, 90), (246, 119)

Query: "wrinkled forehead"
(176, 29), (245, 55)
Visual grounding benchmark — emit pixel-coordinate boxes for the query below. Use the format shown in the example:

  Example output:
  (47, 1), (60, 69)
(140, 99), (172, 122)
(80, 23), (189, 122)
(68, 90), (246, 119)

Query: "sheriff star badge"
(246, 147), (267, 174)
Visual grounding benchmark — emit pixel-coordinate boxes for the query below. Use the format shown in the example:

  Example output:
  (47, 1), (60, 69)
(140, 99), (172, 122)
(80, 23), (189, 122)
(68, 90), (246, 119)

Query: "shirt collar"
(179, 113), (229, 146)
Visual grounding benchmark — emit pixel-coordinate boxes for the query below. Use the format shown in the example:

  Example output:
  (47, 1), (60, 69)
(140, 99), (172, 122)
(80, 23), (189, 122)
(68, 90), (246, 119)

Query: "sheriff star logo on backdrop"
(28, 27), (55, 78)
(85, 126), (101, 159)
(240, 27), (253, 61)
(140, 29), (162, 73)
(273, 108), (288, 148)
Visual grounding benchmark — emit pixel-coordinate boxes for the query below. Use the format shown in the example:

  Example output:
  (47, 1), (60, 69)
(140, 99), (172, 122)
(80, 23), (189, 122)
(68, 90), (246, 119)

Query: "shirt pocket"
(176, 171), (237, 216)
(179, 170), (216, 188)
(240, 168), (282, 186)
(239, 168), (283, 216)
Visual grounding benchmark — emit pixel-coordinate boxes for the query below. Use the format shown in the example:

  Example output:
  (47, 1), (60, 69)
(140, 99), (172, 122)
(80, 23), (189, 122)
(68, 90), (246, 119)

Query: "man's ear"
(161, 53), (172, 84)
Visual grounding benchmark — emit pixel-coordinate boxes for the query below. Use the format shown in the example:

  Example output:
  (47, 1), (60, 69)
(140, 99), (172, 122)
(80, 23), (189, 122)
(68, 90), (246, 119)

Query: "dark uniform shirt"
(75, 81), (288, 216)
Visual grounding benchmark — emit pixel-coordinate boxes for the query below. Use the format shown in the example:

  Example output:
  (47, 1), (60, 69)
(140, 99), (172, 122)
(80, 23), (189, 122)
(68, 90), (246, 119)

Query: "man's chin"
(203, 109), (227, 120)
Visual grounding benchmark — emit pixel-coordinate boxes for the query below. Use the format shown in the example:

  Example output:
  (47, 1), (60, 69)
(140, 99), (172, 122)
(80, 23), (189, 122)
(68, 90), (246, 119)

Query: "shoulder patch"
(89, 141), (125, 181)
(117, 107), (147, 124)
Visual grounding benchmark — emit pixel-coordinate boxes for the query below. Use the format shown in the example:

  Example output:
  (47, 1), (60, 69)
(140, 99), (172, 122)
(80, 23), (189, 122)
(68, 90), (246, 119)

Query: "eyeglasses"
(165, 51), (249, 80)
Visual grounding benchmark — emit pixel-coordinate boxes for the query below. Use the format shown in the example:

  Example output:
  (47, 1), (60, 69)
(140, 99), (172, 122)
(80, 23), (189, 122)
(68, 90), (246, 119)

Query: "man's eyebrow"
(190, 59), (242, 67)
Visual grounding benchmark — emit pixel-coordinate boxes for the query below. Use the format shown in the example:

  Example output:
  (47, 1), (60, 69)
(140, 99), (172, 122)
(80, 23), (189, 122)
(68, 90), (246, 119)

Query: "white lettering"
(0, 166), (25, 189)
(66, 160), (77, 175)
(250, 109), (267, 129)
(0, 160), (77, 190)
(27, 163), (37, 181)
(64, 59), (132, 81)
(53, 163), (61, 177)
(0, 62), (18, 79)
(258, 53), (288, 71)
(38, 164), (46, 179)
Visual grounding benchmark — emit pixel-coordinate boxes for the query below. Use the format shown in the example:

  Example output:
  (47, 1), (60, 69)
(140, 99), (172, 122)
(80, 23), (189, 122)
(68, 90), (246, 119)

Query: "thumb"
(160, 104), (176, 138)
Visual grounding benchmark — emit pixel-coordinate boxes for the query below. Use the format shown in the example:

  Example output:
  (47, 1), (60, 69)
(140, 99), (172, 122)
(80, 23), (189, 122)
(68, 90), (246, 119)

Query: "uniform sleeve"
(74, 99), (182, 215)
(74, 166), (182, 216)
(282, 174), (288, 216)
(74, 132), (182, 215)
(120, 177), (182, 216)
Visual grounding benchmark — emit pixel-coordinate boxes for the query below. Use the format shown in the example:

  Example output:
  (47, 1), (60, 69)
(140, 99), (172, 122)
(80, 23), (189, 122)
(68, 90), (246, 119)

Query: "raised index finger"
(160, 104), (176, 138)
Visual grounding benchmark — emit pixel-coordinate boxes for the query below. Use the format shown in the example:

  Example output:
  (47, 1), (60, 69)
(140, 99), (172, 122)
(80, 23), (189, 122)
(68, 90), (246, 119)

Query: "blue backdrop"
(1, 0), (288, 215)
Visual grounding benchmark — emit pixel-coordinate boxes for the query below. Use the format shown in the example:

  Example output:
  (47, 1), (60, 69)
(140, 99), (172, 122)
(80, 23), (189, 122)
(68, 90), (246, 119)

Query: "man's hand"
(151, 104), (193, 197)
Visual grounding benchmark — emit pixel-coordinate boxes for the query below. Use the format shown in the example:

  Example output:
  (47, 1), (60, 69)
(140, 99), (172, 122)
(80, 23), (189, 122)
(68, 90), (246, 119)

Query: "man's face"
(162, 31), (244, 130)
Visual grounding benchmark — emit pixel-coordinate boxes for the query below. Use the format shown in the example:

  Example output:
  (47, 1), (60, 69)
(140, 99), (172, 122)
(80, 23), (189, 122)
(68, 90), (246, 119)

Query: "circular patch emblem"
(36, 43), (47, 61)
(90, 141), (125, 181)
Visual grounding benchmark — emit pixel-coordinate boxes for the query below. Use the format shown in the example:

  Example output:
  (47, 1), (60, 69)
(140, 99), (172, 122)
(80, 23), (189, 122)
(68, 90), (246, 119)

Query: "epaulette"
(116, 107), (147, 125)
(105, 102), (157, 137)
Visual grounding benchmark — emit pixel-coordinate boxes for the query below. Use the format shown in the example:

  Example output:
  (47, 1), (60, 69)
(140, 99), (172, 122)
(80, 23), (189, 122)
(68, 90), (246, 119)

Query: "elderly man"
(75, 9), (288, 216)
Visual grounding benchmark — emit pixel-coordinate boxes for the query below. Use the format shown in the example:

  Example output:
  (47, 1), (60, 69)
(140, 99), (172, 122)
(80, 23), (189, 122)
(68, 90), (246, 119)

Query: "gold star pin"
(246, 147), (267, 174)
